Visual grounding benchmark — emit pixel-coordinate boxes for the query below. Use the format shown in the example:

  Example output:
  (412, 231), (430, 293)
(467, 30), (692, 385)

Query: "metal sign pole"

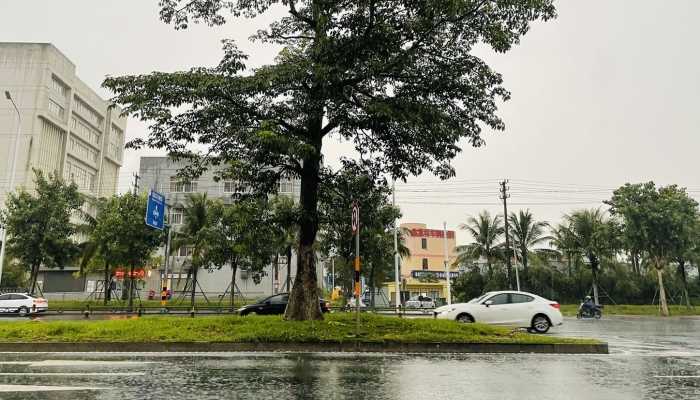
(443, 222), (451, 305)
(352, 202), (360, 334)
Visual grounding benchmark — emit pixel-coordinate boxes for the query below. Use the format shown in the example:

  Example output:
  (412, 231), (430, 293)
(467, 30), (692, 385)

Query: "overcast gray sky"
(2, 0), (699, 244)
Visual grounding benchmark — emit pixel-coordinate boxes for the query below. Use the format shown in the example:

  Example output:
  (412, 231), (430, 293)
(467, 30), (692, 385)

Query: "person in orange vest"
(160, 287), (168, 307)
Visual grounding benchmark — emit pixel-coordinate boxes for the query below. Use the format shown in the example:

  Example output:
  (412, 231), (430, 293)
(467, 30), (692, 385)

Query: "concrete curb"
(0, 341), (609, 354)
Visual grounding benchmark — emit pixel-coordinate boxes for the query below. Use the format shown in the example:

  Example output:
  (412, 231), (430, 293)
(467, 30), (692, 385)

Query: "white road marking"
(654, 375), (700, 378)
(0, 372), (145, 376)
(0, 360), (156, 367)
(0, 385), (104, 392)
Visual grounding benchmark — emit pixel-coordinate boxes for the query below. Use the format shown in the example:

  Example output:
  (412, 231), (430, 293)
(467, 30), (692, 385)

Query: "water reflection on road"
(0, 317), (698, 399)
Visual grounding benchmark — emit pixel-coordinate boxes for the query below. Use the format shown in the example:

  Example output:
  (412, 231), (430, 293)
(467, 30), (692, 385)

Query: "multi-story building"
(0, 43), (125, 205)
(138, 156), (313, 301)
(0, 43), (126, 294)
(384, 223), (459, 305)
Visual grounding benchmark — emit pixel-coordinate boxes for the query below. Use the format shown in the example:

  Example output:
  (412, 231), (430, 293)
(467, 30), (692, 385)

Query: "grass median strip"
(559, 304), (700, 317)
(0, 314), (597, 345)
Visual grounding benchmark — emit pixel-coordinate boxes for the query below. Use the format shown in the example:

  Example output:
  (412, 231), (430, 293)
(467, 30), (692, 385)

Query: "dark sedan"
(238, 293), (330, 316)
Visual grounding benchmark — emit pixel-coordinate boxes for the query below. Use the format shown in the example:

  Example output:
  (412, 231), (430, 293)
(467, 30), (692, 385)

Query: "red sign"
(114, 268), (146, 280)
(409, 228), (455, 239)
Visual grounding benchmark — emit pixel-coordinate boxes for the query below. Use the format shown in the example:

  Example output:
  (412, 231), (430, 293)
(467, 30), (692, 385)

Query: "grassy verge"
(560, 304), (700, 317)
(0, 313), (596, 345)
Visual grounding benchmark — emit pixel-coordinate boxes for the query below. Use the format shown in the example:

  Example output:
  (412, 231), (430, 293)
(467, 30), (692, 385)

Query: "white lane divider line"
(654, 375), (700, 378)
(0, 360), (157, 367)
(0, 372), (145, 376)
(0, 385), (105, 392)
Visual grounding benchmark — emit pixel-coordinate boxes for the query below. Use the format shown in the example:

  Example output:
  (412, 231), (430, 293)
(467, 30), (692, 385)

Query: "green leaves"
(0, 170), (84, 285)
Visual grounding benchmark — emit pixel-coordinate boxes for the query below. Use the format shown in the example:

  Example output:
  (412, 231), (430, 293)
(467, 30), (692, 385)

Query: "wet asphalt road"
(0, 316), (698, 399)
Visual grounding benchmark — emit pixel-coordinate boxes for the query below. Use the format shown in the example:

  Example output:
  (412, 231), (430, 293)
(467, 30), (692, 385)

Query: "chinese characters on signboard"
(409, 228), (455, 239)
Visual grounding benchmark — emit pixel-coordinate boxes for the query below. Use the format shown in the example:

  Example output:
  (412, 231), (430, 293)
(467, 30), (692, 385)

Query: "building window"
(177, 247), (194, 257)
(50, 75), (68, 98)
(421, 238), (427, 249)
(278, 176), (293, 194)
(168, 210), (183, 225)
(48, 99), (65, 119)
(169, 176), (197, 193)
(69, 137), (98, 163)
(64, 161), (96, 191)
(108, 124), (123, 160)
(71, 116), (101, 147)
(73, 97), (103, 128)
(223, 181), (237, 193)
(422, 258), (428, 270)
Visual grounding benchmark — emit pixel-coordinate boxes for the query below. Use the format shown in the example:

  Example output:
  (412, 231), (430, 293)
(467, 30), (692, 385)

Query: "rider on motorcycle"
(581, 295), (595, 313)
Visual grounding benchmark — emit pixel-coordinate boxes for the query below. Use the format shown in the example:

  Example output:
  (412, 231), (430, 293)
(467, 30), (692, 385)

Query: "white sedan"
(0, 293), (48, 316)
(434, 291), (563, 333)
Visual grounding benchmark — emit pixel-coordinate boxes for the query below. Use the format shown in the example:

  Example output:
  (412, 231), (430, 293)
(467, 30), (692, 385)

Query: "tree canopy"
(0, 170), (83, 293)
(104, 0), (556, 320)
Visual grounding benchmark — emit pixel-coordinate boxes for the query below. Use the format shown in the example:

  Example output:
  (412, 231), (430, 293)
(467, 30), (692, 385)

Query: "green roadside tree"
(607, 183), (699, 315)
(508, 209), (550, 284)
(456, 211), (504, 278)
(104, 0), (556, 320)
(268, 195), (299, 293)
(206, 197), (277, 309)
(317, 164), (407, 306)
(549, 223), (580, 278)
(562, 208), (620, 306)
(0, 170), (83, 294)
(75, 197), (119, 304)
(170, 193), (214, 309)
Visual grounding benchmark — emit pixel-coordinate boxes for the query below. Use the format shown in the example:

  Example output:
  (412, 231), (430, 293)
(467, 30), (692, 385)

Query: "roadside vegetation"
(559, 304), (700, 317)
(0, 314), (596, 345)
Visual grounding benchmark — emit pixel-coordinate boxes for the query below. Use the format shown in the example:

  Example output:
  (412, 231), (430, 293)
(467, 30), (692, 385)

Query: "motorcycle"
(576, 302), (603, 319)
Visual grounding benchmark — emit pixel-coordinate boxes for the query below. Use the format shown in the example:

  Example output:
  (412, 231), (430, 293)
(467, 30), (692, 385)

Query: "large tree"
(0, 170), (83, 294)
(562, 208), (619, 305)
(206, 197), (278, 309)
(104, 0), (556, 320)
(171, 193), (214, 309)
(607, 182), (699, 315)
(106, 193), (163, 311)
(508, 209), (550, 282)
(456, 210), (503, 277)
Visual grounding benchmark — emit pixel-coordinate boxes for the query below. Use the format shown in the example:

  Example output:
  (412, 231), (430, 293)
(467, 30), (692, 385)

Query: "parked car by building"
(238, 293), (330, 316)
(0, 293), (48, 316)
(405, 295), (436, 309)
(433, 291), (563, 333)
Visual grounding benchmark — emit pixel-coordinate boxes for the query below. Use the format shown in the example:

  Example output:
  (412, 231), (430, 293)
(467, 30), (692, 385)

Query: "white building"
(138, 156), (326, 302)
(0, 42), (125, 208)
(0, 43), (126, 293)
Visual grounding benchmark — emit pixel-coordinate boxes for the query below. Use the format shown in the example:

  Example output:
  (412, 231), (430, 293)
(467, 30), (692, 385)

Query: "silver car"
(405, 295), (436, 309)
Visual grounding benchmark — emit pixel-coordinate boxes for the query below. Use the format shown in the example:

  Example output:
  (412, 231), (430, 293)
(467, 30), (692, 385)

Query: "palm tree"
(170, 193), (213, 309)
(508, 210), (550, 278)
(457, 211), (504, 277)
(562, 208), (618, 305)
(75, 198), (117, 305)
(549, 223), (579, 278)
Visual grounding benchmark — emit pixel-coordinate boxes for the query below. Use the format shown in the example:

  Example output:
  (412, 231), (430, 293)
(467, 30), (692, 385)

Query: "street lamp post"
(0, 91), (22, 287)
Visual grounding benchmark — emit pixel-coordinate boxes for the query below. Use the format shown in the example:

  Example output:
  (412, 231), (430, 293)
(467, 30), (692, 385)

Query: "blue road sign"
(145, 190), (165, 230)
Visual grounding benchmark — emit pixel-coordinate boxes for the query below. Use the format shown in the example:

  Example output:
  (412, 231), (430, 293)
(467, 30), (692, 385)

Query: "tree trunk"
(230, 260), (237, 311)
(369, 261), (375, 309)
(521, 248), (529, 288)
(284, 144), (322, 321)
(103, 260), (110, 305)
(29, 262), (40, 295)
(127, 263), (135, 312)
(273, 253), (279, 294)
(190, 266), (198, 310)
(678, 260), (692, 309)
(591, 262), (600, 305)
(286, 245), (292, 292)
(656, 265), (670, 316)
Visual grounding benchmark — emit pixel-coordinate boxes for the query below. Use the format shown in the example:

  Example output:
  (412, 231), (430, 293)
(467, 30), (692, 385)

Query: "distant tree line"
(452, 182), (700, 315)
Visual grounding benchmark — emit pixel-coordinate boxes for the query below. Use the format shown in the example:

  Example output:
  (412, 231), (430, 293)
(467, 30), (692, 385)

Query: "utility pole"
(393, 180), (401, 314)
(443, 222), (451, 305)
(0, 91), (22, 287)
(132, 173), (140, 195)
(500, 180), (513, 290)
